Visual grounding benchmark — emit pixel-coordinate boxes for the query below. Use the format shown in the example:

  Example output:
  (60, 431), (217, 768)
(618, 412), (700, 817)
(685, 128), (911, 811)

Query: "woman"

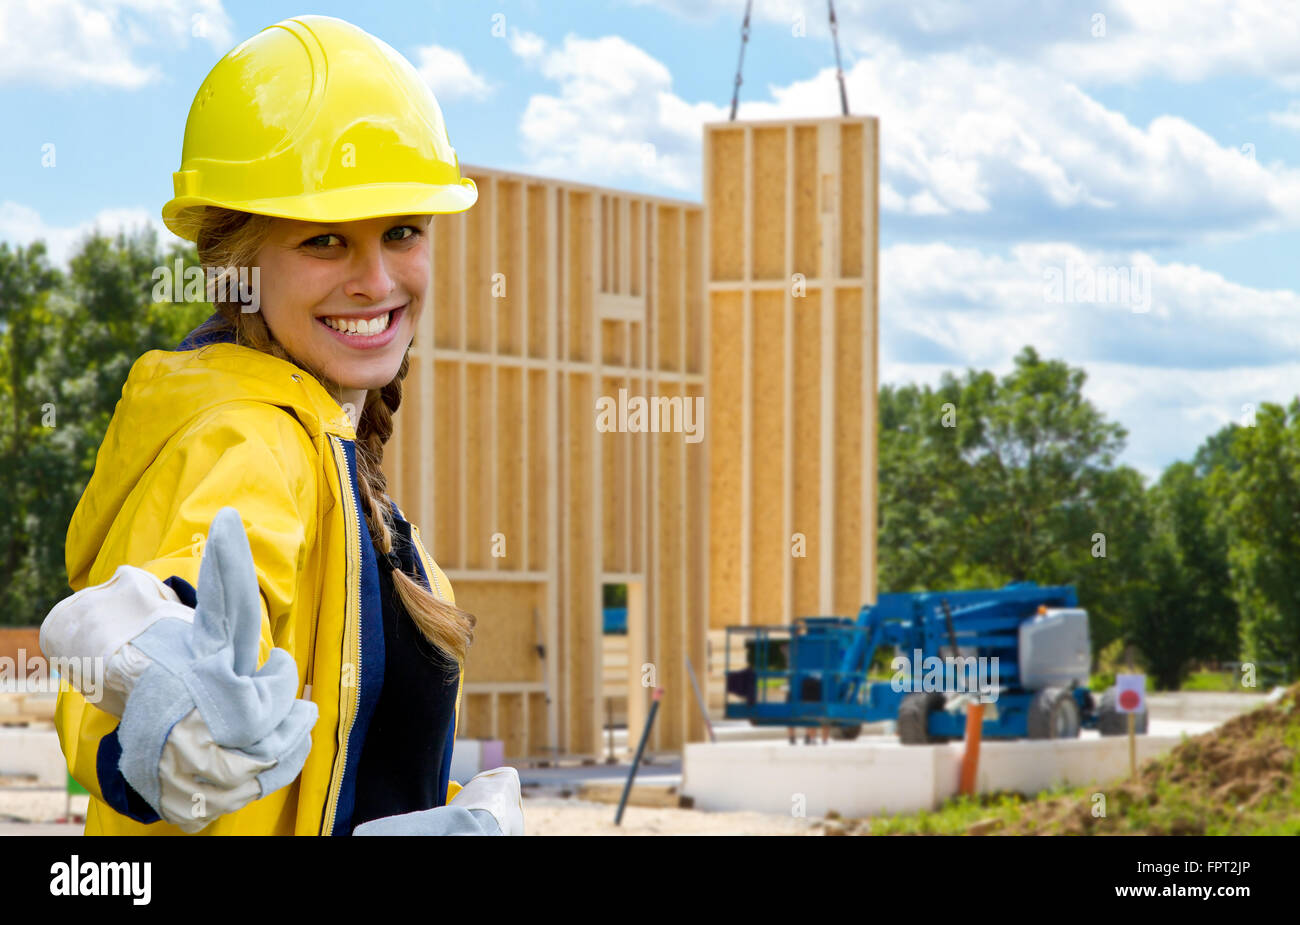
(40, 14), (522, 836)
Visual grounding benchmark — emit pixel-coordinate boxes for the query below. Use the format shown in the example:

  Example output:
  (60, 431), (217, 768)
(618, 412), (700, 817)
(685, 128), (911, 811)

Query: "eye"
(302, 233), (342, 248)
(384, 225), (423, 242)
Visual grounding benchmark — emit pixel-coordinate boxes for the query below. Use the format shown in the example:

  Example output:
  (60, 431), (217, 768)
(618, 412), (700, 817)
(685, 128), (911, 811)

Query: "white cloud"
(509, 32), (727, 191)
(415, 43), (493, 101)
(720, 46), (1300, 245)
(1077, 362), (1288, 479)
(505, 27), (1300, 245)
(0, 0), (233, 89)
(0, 201), (178, 267)
(1268, 102), (1300, 133)
(507, 28), (545, 63)
(879, 240), (1300, 472)
(1038, 1), (1300, 89)
(635, 1), (1300, 89)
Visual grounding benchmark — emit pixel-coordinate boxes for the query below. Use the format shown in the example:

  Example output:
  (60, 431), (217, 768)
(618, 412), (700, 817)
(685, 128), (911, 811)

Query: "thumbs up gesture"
(114, 507), (318, 832)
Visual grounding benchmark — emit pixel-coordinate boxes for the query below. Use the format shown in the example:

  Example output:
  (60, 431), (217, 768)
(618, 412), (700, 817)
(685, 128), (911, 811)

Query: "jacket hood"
(66, 318), (357, 590)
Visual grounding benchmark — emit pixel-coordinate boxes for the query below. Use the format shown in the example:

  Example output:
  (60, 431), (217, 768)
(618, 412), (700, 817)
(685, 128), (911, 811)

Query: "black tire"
(897, 692), (947, 745)
(1028, 687), (1081, 739)
(831, 723), (862, 741)
(1097, 688), (1148, 736)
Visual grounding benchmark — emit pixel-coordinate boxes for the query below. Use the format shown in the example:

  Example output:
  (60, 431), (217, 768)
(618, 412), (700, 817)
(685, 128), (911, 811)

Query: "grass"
(864, 791), (1034, 835)
(861, 769), (1300, 836)
(842, 684), (1300, 836)
(1181, 670), (1239, 692)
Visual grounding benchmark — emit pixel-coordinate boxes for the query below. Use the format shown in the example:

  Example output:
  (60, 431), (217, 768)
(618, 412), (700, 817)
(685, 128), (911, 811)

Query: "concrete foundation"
(682, 734), (1184, 818)
(0, 726), (64, 785)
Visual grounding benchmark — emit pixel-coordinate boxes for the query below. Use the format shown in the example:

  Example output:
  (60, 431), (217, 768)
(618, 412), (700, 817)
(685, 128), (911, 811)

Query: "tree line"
(878, 346), (1295, 688)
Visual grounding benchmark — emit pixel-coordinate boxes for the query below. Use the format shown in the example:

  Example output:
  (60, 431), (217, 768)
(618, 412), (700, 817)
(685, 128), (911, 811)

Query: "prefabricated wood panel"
(657, 211), (683, 370)
(465, 180), (491, 353)
(751, 290), (785, 624)
(707, 290), (743, 631)
(563, 370), (598, 752)
(525, 368), (548, 572)
(457, 581), (547, 682)
(833, 287), (866, 614)
(792, 289), (823, 618)
(752, 127), (787, 280)
(388, 165), (707, 759)
(704, 116), (880, 629)
(709, 130), (745, 282)
(685, 212), (705, 374)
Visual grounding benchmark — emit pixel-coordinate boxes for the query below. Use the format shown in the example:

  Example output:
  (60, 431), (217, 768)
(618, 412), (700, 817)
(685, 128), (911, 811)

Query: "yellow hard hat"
(162, 14), (477, 241)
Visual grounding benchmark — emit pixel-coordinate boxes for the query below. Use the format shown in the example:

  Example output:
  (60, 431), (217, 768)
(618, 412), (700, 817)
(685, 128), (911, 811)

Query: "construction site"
(3, 108), (1295, 837)
(2, 2), (1296, 850)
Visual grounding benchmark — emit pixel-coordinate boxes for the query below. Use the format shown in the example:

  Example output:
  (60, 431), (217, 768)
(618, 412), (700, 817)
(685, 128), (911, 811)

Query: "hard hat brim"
(162, 177), (478, 242)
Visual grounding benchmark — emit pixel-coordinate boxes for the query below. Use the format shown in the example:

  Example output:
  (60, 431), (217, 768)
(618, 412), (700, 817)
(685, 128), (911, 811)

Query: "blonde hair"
(174, 206), (475, 667)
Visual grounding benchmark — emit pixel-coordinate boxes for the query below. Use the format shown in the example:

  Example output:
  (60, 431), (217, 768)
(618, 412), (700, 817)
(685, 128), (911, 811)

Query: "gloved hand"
(111, 507), (317, 832)
(351, 805), (503, 836)
(41, 563), (197, 717)
(351, 767), (524, 837)
(448, 767), (524, 836)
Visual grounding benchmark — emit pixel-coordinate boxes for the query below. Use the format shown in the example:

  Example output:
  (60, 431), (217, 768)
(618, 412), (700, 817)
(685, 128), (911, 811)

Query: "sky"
(2, 0), (1298, 479)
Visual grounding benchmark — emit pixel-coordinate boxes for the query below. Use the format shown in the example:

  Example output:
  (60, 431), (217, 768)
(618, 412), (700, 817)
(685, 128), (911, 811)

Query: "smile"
(316, 304), (406, 349)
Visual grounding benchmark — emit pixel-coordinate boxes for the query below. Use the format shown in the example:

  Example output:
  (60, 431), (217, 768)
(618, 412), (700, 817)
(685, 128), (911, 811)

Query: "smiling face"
(252, 214), (432, 412)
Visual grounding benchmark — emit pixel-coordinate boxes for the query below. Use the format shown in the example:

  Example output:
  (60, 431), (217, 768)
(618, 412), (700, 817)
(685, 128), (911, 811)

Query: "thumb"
(192, 506), (262, 676)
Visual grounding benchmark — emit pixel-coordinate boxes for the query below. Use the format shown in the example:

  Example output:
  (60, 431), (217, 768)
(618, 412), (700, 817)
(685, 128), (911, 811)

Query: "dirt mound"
(995, 683), (1300, 835)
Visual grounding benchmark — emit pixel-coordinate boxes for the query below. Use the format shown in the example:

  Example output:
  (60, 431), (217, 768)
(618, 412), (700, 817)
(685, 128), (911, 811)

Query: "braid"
(354, 361), (475, 668)
(187, 206), (476, 668)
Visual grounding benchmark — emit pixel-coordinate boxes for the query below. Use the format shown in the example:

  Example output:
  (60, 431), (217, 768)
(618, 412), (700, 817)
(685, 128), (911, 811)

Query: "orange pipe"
(959, 702), (985, 796)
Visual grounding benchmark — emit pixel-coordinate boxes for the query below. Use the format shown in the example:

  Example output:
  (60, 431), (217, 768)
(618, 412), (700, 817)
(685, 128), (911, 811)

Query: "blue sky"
(3, 0), (1299, 479)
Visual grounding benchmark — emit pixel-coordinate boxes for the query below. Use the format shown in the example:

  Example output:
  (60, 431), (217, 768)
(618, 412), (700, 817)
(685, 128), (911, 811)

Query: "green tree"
(0, 240), (63, 622)
(1212, 400), (1300, 677)
(942, 346), (1127, 585)
(879, 346), (1135, 602)
(2, 227), (208, 624)
(1117, 462), (1237, 689)
(1072, 464), (1157, 657)
(877, 382), (967, 591)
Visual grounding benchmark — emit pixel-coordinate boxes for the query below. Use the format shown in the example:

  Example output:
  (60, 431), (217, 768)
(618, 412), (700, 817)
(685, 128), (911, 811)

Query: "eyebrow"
(298, 215), (428, 229)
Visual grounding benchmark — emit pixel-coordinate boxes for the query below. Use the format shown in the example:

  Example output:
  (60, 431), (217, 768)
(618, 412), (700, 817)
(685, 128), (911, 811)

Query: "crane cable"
(729, 0), (851, 120)
(828, 0), (850, 116)
(728, 0), (753, 121)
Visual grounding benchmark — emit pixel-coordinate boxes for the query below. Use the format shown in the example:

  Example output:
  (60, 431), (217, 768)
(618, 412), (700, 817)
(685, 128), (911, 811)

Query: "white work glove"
(41, 563), (196, 717)
(42, 561), (277, 832)
(448, 767), (525, 836)
(42, 509), (317, 833)
(151, 709), (278, 832)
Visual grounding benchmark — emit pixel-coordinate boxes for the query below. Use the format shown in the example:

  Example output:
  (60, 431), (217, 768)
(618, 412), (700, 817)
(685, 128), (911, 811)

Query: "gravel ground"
(519, 796), (815, 836)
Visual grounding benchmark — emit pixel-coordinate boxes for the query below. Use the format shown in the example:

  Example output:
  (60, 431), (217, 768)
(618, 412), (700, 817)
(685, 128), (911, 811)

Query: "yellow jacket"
(56, 328), (462, 835)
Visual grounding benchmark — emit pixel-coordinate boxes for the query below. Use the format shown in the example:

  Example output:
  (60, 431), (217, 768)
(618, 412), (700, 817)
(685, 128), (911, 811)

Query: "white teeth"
(322, 311), (392, 336)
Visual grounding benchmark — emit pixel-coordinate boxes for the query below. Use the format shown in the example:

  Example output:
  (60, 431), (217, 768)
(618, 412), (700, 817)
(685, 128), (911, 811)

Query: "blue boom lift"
(723, 582), (1147, 743)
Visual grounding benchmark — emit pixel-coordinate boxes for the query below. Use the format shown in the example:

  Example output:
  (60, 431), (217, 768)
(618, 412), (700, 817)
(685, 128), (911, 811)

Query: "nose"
(342, 239), (396, 304)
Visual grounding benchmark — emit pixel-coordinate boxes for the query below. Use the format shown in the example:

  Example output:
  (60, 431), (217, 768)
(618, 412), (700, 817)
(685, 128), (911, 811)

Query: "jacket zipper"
(407, 521), (443, 600)
(321, 434), (363, 835)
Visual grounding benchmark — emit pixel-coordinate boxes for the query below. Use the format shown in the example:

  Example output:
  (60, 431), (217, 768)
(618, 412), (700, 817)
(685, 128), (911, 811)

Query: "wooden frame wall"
(387, 165), (709, 759)
(704, 116), (880, 629)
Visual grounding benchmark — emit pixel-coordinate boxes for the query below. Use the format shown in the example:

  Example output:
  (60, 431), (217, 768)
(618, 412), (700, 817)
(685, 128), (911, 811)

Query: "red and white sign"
(1115, 673), (1146, 713)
